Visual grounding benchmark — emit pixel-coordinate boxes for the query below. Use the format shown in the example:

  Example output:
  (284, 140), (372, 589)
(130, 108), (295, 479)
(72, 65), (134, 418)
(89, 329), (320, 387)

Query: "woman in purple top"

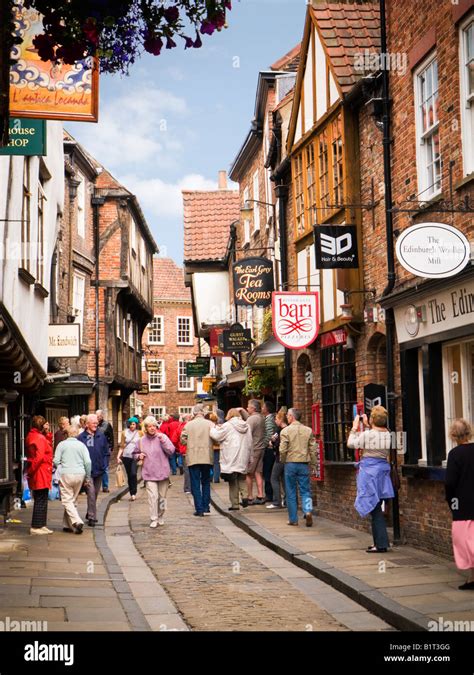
(134, 416), (175, 528)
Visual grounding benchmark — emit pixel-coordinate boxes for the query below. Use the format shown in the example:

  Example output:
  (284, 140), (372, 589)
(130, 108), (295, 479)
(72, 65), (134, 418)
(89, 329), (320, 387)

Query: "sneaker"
(102, 488), (110, 493)
(157, 517), (165, 526)
(287, 521), (298, 527)
(73, 523), (84, 534)
(266, 504), (281, 509)
(149, 521), (158, 528)
(87, 519), (96, 527)
(30, 528), (49, 535)
(240, 498), (249, 508)
(254, 497), (266, 505)
(193, 512), (204, 517)
(62, 527), (74, 533)
(41, 527), (53, 534)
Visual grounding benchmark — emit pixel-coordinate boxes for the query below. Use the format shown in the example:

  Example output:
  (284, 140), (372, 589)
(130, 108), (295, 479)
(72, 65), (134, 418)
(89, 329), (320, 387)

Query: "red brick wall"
(140, 300), (199, 418)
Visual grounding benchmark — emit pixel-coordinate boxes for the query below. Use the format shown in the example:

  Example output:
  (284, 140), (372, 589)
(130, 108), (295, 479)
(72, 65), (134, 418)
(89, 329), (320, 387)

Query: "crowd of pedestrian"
(22, 402), (474, 585)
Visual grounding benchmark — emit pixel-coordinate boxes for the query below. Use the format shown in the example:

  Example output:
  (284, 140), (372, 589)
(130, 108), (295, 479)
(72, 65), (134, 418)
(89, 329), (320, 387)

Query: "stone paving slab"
(127, 478), (372, 632)
(210, 482), (473, 631)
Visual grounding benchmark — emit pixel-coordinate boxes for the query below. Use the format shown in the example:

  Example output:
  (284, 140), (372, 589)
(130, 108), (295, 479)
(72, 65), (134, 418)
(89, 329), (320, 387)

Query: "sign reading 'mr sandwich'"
(233, 257), (274, 307)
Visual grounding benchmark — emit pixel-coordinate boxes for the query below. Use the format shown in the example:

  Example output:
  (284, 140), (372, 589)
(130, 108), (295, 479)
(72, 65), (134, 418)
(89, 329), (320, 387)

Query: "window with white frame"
(150, 406), (166, 420)
(460, 15), (474, 175)
(442, 339), (474, 456)
(179, 406), (193, 418)
(253, 171), (260, 233)
(130, 221), (136, 253)
(116, 305), (122, 340)
(148, 316), (164, 344)
(177, 316), (192, 345)
(36, 179), (46, 286)
(140, 236), (146, 269)
(76, 172), (85, 238)
(148, 360), (165, 391)
(415, 55), (441, 199)
(72, 272), (85, 340)
(243, 187), (250, 245)
(178, 360), (194, 391)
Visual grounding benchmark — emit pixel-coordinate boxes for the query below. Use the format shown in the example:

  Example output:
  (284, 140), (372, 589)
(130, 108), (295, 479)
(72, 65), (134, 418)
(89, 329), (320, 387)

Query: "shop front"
(387, 269), (474, 554)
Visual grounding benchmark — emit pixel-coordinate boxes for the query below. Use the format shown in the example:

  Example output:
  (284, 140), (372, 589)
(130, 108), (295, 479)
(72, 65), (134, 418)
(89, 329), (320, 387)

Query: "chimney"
(218, 170), (227, 190)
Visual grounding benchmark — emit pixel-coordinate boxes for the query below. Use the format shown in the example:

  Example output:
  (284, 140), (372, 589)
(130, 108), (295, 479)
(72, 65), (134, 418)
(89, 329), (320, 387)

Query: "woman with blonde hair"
(445, 419), (474, 590)
(348, 405), (394, 553)
(133, 416), (175, 528)
(210, 408), (252, 510)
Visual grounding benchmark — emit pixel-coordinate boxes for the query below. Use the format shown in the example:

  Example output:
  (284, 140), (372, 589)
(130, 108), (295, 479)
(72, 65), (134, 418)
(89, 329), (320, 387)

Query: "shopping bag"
(116, 464), (126, 488)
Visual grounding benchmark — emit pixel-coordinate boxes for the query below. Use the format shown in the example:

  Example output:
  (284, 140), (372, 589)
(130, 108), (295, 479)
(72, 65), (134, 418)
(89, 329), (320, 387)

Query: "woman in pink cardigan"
(134, 416), (175, 528)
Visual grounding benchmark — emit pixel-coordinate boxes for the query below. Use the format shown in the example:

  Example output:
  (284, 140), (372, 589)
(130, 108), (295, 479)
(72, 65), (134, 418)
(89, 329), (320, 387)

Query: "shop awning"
(39, 375), (95, 399)
(216, 369), (246, 389)
(248, 337), (285, 366)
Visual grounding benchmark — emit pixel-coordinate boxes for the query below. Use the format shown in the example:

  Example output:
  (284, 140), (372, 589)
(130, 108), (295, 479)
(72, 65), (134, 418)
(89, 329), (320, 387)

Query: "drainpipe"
(275, 181), (292, 408)
(379, 0), (401, 543)
(92, 194), (105, 410)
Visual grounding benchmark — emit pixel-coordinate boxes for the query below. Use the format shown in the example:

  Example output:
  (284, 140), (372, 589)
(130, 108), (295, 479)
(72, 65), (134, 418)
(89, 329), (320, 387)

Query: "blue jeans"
(371, 501), (389, 549)
(284, 462), (313, 524)
(189, 464), (211, 514)
(213, 450), (221, 483)
(169, 452), (177, 475)
(102, 453), (111, 489)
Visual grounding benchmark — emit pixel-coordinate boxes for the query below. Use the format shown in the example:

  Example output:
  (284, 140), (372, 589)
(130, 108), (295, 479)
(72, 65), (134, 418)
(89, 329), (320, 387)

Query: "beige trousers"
(229, 473), (248, 508)
(59, 473), (85, 528)
(146, 480), (169, 523)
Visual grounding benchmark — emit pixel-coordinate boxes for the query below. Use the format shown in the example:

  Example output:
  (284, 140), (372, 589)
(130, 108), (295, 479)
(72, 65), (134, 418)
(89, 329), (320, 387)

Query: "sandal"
(366, 546), (387, 553)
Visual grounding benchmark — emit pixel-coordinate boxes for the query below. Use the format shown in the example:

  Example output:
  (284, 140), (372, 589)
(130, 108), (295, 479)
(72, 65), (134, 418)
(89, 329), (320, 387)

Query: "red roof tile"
(270, 43), (302, 72)
(311, 1), (381, 94)
(183, 189), (240, 263)
(153, 257), (190, 302)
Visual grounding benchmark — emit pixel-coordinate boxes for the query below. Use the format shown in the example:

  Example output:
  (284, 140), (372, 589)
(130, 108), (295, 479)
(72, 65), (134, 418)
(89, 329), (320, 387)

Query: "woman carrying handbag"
(117, 417), (143, 501)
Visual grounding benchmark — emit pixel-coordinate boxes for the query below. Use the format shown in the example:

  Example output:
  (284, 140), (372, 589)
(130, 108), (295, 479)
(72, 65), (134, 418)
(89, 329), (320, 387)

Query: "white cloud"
(119, 173), (218, 220)
(66, 85), (189, 172)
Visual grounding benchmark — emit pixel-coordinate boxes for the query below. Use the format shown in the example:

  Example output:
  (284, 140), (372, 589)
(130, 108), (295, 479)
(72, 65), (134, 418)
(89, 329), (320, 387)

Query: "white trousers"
(146, 480), (169, 523)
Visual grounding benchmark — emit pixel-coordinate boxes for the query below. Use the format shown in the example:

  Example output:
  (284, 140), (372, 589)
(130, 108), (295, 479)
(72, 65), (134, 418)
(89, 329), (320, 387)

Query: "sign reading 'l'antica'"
(232, 257), (274, 307)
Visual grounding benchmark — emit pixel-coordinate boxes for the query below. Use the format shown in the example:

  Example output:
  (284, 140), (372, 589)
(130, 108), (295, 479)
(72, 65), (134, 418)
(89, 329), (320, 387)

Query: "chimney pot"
(218, 170), (227, 190)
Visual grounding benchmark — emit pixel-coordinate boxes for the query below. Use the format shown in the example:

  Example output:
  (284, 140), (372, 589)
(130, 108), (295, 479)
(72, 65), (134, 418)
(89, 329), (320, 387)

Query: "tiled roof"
(153, 257), (190, 302)
(183, 189), (240, 263)
(311, 1), (380, 93)
(270, 43), (302, 72)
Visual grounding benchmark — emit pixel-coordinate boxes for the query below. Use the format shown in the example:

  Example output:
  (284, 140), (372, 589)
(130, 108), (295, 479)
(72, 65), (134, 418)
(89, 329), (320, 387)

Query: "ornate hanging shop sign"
(9, 2), (99, 122)
(395, 223), (470, 279)
(272, 292), (320, 350)
(232, 257), (274, 307)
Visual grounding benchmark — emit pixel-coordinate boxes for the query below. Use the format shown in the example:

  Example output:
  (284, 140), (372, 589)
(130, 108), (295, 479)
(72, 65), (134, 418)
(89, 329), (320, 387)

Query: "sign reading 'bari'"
(272, 292), (320, 350)
(233, 257), (274, 307)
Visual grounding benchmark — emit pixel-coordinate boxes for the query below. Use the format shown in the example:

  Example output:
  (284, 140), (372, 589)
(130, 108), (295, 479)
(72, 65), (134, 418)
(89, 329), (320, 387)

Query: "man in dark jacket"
(96, 409), (114, 492)
(78, 414), (109, 526)
(262, 401), (278, 503)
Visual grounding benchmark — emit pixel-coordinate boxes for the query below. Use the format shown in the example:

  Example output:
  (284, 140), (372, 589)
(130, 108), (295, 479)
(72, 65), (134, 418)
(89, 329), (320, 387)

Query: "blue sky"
(67, 0), (306, 264)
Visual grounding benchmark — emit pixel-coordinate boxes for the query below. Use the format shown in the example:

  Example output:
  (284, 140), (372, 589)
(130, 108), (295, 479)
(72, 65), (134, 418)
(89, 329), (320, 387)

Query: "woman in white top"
(210, 409), (252, 511)
(347, 406), (394, 553)
(118, 417), (143, 501)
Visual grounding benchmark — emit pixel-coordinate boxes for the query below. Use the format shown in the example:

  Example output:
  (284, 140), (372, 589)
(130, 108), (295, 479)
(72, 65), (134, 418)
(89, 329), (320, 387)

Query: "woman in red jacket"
(25, 416), (53, 535)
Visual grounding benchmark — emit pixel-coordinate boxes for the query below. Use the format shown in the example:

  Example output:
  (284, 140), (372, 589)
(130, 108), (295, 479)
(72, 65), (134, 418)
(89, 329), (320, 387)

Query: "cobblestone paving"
(128, 480), (348, 632)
